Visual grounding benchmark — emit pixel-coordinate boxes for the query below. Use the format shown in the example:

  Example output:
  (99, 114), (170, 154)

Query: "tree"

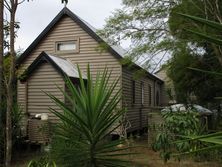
(101, 0), (222, 70)
(0, 0), (3, 131)
(2, 1), (67, 165)
(101, 0), (222, 105)
(166, 14), (222, 160)
(167, 44), (222, 104)
(0, 0), (3, 113)
(4, 0), (29, 166)
(168, 0), (222, 65)
(0, 0), (4, 164)
(166, 0), (222, 104)
(99, 0), (180, 72)
(4, 0), (17, 165)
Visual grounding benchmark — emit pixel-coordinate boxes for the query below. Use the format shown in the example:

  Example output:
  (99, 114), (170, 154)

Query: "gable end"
(17, 7), (122, 66)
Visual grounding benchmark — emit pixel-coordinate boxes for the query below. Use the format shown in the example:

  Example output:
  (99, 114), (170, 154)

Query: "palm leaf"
(177, 13), (222, 45)
(185, 29), (222, 45)
(188, 67), (222, 76)
(48, 65), (131, 167)
(177, 13), (222, 31)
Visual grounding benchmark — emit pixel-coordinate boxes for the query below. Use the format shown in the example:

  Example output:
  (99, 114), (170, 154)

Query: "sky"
(15, 0), (122, 51)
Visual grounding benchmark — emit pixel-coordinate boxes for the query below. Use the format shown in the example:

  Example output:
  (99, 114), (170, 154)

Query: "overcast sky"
(15, 0), (122, 50)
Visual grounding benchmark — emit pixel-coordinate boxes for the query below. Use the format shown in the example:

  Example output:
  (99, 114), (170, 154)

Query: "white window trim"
(141, 82), (144, 105)
(55, 37), (80, 53)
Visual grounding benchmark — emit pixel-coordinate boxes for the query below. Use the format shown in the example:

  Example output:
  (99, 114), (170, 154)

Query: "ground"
(11, 137), (222, 167)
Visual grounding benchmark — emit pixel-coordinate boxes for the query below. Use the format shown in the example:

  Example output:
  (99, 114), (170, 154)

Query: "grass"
(11, 136), (222, 167)
(124, 136), (221, 167)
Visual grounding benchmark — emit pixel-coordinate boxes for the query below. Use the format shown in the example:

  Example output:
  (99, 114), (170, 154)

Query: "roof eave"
(122, 63), (164, 83)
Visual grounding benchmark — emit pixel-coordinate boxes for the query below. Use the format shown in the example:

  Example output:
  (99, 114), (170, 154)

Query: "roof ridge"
(16, 7), (123, 65)
(17, 7), (163, 82)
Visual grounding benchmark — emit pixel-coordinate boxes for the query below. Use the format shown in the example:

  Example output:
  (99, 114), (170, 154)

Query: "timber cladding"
(27, 62), (64, 122)
(17, 13), (122, 135)
(122, 67), (163, 132)
(17, 7), (164, 137)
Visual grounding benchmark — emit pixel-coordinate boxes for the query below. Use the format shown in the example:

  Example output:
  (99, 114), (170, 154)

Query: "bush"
(48, 65), (131, 167)
(27, 156), (56, 167)
(0, 102), (23, 164)
(152, 110), (201, 161)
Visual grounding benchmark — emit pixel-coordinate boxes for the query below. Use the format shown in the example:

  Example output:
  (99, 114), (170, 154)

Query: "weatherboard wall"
(27, 62), (64, 121)
(155, 68), (176, 105)
(122, 67), (163, 131)
(17, 15), (122, 128)
(18, 62), (64, 135)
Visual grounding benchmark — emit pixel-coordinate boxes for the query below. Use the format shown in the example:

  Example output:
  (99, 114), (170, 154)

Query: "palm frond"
(185, 29), (222, 45)
(177, 13), (222, 31)
(48, 65), (131, 167)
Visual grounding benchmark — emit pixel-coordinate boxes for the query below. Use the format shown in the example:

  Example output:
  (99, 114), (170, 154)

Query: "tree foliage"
(167, 44), (222, 104)
(168, 0), (222, 65)
(99, 0), (180, 71)
(166, 0), (222, 104)
(163, 10), (222, 162)
(101, 0), (222, 104)
(152, 110), (201, 162)
(165, 1), (222, 107)
(101, 0), (222, 70)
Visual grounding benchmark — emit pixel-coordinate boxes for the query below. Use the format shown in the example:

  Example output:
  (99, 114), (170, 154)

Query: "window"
(141, 82), (144, 105)
(156, 90), (160, 106)
(56, 38), (79, 53)
(57, 42), (76, 51)
(132, 80), (135, 104)
(148, 85), (152, 106)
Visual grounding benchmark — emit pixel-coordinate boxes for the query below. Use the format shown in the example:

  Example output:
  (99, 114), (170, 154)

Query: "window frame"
(148, 84), (152, 106)
(55, 38), (80, 53)
(156, 90), (160, 106)
(141, 82), (144, 105)
(132, 80), (136, 104)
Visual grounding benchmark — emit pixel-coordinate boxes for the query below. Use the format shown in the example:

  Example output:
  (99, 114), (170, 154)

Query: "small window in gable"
(58, 42), (76, 51)
(56, 38), (79, 53)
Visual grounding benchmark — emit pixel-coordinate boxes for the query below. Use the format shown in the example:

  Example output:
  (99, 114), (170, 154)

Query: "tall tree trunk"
(0, 0), (3, 126)
(0, 0), (4, 120)
(0, 0), (4, 164)
(5, 1), (17, 166)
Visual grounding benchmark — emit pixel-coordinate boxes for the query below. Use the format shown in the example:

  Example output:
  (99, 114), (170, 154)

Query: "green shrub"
(0, 101), (23, 163)
(152, 110), (201, 161)
(27, 156), (56, 167)
(48, 65), (131, 167)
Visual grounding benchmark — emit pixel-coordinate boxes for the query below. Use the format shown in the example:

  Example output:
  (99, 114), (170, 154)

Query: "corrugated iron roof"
(20, 51), (87, 81)
(48, 54), (87, 79)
